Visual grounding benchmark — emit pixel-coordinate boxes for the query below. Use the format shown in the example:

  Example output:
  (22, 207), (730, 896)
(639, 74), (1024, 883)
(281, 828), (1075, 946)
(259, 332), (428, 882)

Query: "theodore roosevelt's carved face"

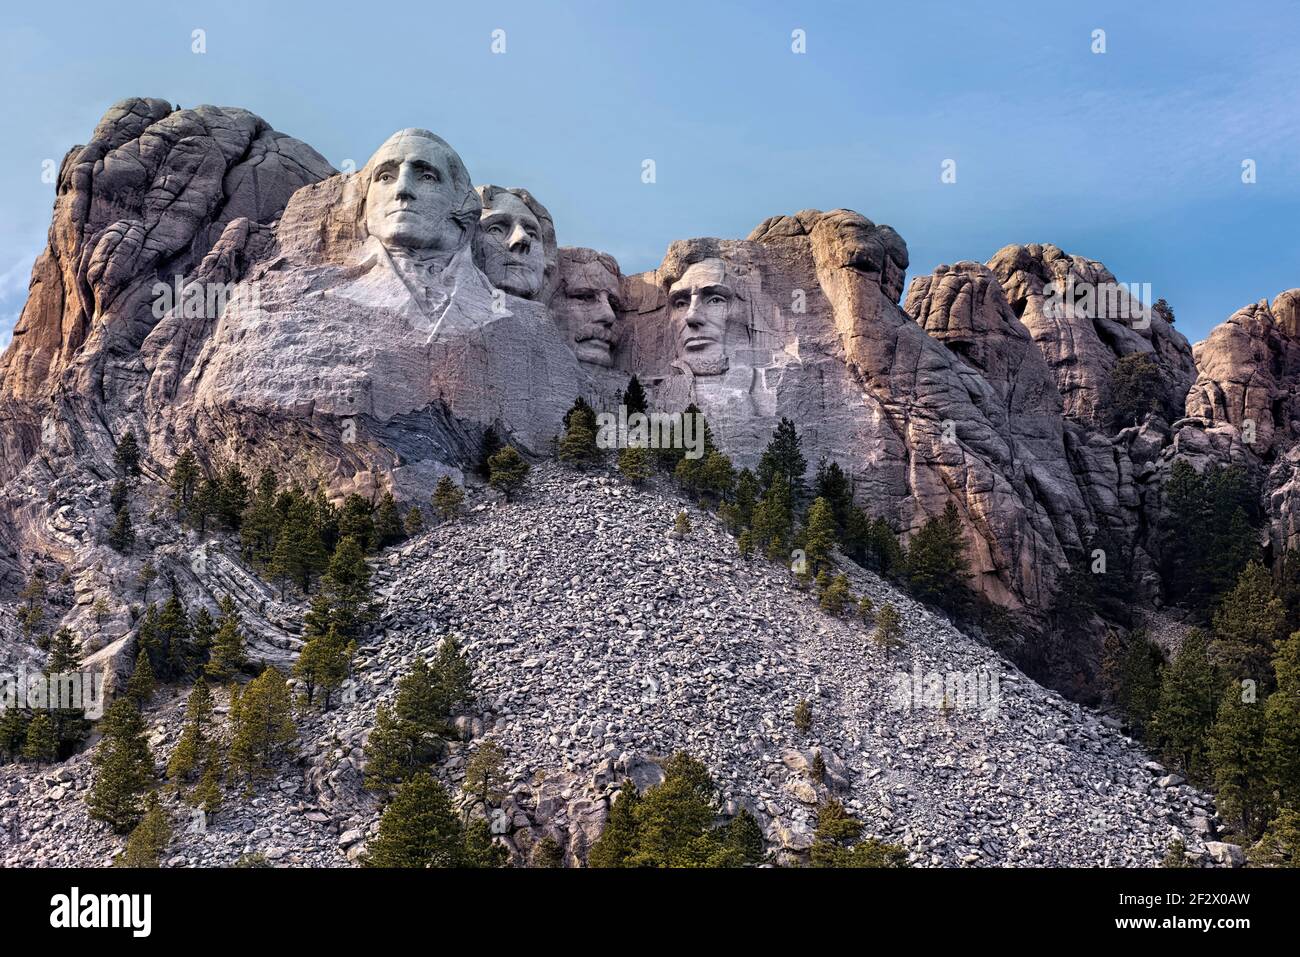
(554, 254), (621, 366)
(364, 132), (470, 253)
(669, 258), (737, 376)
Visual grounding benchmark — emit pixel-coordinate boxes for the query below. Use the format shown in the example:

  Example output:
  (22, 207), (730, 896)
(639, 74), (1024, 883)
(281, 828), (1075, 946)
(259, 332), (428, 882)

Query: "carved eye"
(487, 224), (506, 235)
(706, 294), (727, 306)
(672, 298), (688, 310)
(421, 170), (440, 182)
(378, 171), (393, 182)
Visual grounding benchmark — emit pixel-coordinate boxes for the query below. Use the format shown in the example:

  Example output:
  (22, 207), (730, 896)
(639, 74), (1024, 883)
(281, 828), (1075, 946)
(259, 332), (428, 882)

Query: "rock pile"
(1, 466), (1218, 866)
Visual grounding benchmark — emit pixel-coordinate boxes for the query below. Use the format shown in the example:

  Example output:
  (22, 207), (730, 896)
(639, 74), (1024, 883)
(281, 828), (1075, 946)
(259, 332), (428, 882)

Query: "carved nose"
(507, 224), (531, 252)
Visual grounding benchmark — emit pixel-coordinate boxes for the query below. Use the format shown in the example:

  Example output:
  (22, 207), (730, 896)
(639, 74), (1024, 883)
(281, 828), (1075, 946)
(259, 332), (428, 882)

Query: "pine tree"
(217, 463), (250, 530)
(115, 791), (172, 867)
(191, 605), (217, 662)
(45, 627), (89, 757)
(904, 502), (970, 612)
(757, 418), (807, 500)
(1208, 683), (1271, 838)
(1151, 630), (1220, 778)
(239, 467), (281, 562)
(1250, 808), (1300, 866)
(804, 497), (839, 572)
(228, 667), (296, 786)
(1109, 353), (1166, 428)
(156, 591), (195, 680)
(430, 637), (475, 715)
(588, 779), (640, 868)
(1161, 838), (1192, 868)
(1160, 460), (1259, 611)
(114, 430), (142, 477)
(89, 699), (156, 832)
(91, 596), (111, 641)
(623, 753), (738, 867)
(462, 816), (508, 868)
(21, 712), (57, 763)
(432, 476), (466, 521)
(813, 460), (854, 531)
(110, 479), (130, 514)
(721, 808), (765, 865)
(530, 836), (565, 868)
(1211, 561), (1287, 688)
(109, 506), (135, 553)
(488, 446), (530, 501)
(874, 602), (904, 649)
(464, 739), (507, 806)
(750, 475), (793, 557)
(733, 467), (759, 525)
(191, 476), (221, 535)
(312, 535), (372, 641)
(1107, 630), (1164, 737)
(204, 596), (246, 681)
(373, 493), (404, 548)
(336, 494), (376, 551)
(622, 375), (648, 417)
(1264, 630), (1300, 811)
(403, 506), (425, 537)
(559, 397), (601, 467)
(169, 448), (200, 513)
(137, 559), (157, 604)
(809, 799), (909, 868)
(293, 625), (356, 710)
(364, 772), (465, 868)
(617, 446), (652, 485)
(193, 758), (223, 818)
(269, 493), (328, 597)
(478, 425), (504, 479)
(20, 567), (47, 615)
(167, 678), (215, 786)
(819, 573), (854, 616)
(363, 704), (433, 794)
(673, 511), (691, 536)
(0, 707), (30, 763)
(126, 648), (156, 706)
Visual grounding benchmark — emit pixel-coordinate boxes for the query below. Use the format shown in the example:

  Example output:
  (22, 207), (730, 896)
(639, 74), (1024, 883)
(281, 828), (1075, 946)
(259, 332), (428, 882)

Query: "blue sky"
(1, 0), (1297, 347)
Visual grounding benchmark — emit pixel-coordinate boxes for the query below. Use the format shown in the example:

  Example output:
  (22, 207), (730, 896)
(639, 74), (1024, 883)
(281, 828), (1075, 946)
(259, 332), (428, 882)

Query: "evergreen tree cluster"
(0, 626), (92, 764)
(587, 753), (766, 868)
(1103, 556), (1300, 857)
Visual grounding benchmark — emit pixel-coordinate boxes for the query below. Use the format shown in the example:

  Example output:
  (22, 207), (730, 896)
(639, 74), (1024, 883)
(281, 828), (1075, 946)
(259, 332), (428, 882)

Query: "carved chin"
(685, 354), (729, 376)
(575, 339), (613, 367)
(499, 267), (543, 299)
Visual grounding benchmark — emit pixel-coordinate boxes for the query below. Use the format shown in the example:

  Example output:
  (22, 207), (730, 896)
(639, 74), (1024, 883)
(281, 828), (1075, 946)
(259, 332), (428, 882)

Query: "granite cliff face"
(1, 98), (1298, 701)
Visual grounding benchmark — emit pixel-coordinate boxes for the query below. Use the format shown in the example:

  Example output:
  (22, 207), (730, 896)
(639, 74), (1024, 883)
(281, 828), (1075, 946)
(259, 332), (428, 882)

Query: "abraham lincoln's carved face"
(669, 258), (737, 376)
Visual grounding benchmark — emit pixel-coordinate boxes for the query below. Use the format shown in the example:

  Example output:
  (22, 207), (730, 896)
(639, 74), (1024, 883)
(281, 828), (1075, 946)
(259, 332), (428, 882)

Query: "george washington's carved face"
(364, 132), (470, 253)
(669, 258), (737, 376)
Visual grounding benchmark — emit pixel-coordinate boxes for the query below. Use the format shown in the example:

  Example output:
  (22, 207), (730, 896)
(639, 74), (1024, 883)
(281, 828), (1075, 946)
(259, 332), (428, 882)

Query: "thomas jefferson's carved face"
(478, 192), (546, 298)
(669, 258), (736, 376)
(555, 258), (621, 366)
(364, 133), (467, 252)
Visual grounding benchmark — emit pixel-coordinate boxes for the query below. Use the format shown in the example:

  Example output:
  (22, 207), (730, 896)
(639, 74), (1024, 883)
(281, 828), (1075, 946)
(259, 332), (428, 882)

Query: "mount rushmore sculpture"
(4, 97), (1287, 694)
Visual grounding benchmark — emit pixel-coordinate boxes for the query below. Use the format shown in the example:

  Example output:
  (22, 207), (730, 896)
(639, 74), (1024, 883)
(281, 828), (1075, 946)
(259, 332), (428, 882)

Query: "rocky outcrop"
(987, 243), (1196, 429)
